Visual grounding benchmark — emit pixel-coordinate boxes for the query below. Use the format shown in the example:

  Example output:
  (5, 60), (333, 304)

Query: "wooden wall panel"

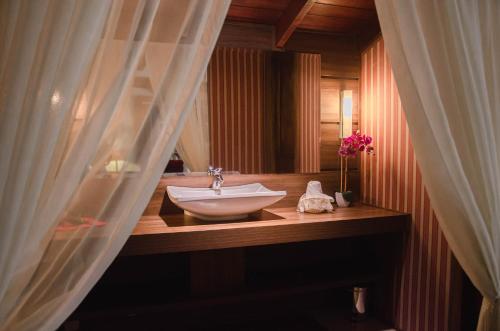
(320, 78), (359, 171)
(208, 47), (266, 174)
(269, 52), (297, 173)
(296, 53), (321, 173)
(226, 5), (282, 25)
(285, 31), (361, 79)
(216, 22), (276, 50)
(208, 48), (322, 175)
(361, 38), (452, 331)
(215, 23), (363, 79)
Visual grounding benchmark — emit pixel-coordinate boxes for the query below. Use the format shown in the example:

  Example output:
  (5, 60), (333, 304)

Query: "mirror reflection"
(167, 50), (359, 175)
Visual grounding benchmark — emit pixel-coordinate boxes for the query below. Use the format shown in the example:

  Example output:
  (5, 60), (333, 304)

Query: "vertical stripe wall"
(296, 53), (321, 173)
(360, 38), (453, 331)
(207, 47), (265, 174)
(207, 48), (321, 174)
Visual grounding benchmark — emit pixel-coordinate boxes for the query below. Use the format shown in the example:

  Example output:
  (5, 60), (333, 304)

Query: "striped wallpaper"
(207, 47), (265, 174)
(207, 48), (321, 174)
(296, 53), (321, 173)
(360, 38), (453, 331)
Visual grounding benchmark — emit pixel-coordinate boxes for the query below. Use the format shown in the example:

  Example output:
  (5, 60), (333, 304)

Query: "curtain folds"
(176, 73), (210, 172)
(144, 50), (210, 173)
(0, 1), (229, 330)
(375, 1), (500, 330)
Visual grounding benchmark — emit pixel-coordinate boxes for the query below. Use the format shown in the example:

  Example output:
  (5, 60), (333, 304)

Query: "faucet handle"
(208, 165), (223, 176)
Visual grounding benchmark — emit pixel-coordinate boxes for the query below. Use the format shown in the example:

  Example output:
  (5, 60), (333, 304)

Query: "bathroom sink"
(166, 183), (286, 221)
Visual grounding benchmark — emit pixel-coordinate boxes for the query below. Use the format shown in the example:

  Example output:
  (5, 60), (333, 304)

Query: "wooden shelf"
(308, 308), (394, 331)
(70, 271), (389, 329)
(64, 203), (406, 330)
(121, 204), (409, 256)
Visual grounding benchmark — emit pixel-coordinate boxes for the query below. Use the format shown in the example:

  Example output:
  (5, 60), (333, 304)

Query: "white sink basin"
(166, 183), (286, 221)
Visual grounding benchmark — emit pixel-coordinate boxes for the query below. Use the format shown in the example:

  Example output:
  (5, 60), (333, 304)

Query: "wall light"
(339, 90), (353, 138)
(51, 90), (62, 106)
(105, 160), (141, 173)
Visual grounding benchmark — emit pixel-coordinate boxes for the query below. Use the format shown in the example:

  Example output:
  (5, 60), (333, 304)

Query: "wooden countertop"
(121, 204), (410, 256)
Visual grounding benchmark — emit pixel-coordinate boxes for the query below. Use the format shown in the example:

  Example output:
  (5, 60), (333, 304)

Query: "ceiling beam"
(275, 0), (315, 48)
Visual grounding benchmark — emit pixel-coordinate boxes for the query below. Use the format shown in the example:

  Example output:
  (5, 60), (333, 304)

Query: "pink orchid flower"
(338, 131), (374, 158)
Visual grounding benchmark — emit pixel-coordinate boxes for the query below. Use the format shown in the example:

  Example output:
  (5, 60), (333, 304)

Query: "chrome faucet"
(208, 166), (224, 194)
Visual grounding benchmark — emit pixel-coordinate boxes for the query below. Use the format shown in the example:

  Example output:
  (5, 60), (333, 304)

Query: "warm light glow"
(51, 90), (62, 106)
(75, 92), (88, 120)
(340, 90), (353, 138)
(105, 160), (141, 173)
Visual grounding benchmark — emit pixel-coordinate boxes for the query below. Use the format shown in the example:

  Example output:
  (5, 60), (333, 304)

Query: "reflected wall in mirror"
(173, 44), (359, 175)
(176, 74), (210, 172)
(208, 48), (267, 174)
(320, 79), (359, 172)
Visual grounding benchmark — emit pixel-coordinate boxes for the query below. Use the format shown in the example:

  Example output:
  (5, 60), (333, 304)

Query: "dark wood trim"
(359, 32), (382, 55)
(320, 75), (360, 80)
(449, 254), (463, 331)
(216, 21), (276, 50)
(275, 0), (315, 48)
(263, 52), (278, 172)
(448, 255), (464, 331)
(459, 265), (482, 331)
(190, 248), (245, 295)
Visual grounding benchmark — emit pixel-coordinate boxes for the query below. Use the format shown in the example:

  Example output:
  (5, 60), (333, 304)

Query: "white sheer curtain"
(0, 1), (229, 330)
(375, 1), (500, 330)
(176, 74), (210, 172)
(144, 52), (210, 173)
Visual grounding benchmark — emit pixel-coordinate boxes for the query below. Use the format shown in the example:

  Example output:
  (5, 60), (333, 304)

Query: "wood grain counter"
(121, 204), (410, 256)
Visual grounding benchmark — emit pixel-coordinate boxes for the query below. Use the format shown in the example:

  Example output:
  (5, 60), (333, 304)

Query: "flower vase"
(335, 191), (353, 208)
(337, 131), (374, 208)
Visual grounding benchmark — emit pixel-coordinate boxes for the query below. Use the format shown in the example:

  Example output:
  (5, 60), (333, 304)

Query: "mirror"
(168, 50), (359, 175)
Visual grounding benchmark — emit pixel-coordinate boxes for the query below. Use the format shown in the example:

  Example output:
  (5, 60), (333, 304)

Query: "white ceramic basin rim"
(166, 183), (286, 221)
(167, 183), (286, 202)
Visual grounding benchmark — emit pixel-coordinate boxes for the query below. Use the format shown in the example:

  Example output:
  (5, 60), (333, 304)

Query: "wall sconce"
(339, 90), (353, 194)
(105, 160), (141, 173)
(339, 90), (353, 138)
(51, 90), (62, 106)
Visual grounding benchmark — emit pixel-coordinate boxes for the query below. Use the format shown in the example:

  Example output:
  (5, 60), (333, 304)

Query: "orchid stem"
(344, 159), (348, 192)
(339, 157), (343, 192)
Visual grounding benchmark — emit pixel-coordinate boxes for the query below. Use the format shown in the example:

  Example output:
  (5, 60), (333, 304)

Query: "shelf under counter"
(121, 204), (410, 256)
(65, 203), (408, 330)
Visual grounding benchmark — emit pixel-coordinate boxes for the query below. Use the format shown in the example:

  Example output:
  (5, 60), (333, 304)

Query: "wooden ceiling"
(226, 0), (379, 47)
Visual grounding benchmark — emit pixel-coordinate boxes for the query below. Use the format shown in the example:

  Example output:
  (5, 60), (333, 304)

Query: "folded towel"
(297, 181), (334, 213)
